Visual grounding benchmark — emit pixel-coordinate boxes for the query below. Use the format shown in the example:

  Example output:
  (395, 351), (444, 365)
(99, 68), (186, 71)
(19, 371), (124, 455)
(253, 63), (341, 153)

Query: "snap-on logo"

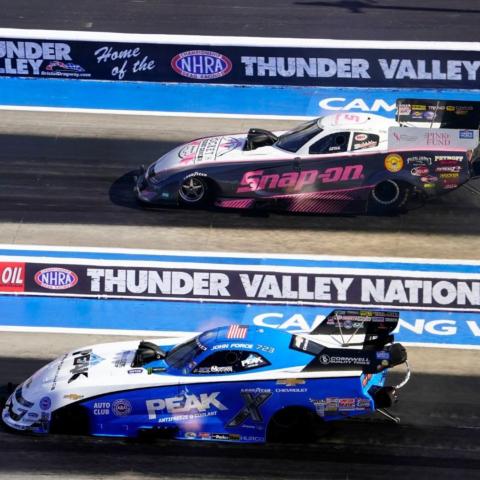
(237, 165), (364, 193)
(34, 267), (78, 290)
(171, 50), (232, 79)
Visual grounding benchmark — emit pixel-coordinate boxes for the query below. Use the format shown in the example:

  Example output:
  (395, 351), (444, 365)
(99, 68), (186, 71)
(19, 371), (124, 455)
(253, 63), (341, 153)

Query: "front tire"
(178, 177), (209, 206)
(368, 180), (410, 214)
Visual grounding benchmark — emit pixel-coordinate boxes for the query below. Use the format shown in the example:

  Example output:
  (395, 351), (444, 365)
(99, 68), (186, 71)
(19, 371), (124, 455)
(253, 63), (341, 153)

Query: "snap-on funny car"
(2, 309), (409, 443)
(135, 98), (480, 214)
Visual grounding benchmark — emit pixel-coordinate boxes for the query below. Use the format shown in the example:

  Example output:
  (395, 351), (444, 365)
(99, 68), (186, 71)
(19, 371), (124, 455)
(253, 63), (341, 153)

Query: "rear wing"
(310, 309), (399, 348)
(396, 98), (480, 129)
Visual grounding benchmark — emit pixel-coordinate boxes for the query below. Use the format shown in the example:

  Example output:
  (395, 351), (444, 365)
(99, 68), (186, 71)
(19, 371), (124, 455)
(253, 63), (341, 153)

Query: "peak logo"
(146, 392), (227, 419)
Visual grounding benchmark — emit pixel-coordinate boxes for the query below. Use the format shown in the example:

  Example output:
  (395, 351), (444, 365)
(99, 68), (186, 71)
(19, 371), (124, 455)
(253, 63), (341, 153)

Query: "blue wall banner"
(2, 30), (480, 88)
(0, 245), (479, 349)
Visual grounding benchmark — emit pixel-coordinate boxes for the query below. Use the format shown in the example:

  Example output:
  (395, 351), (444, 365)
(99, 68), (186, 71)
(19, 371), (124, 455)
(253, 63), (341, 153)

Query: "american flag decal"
(227, 324), (248, 339)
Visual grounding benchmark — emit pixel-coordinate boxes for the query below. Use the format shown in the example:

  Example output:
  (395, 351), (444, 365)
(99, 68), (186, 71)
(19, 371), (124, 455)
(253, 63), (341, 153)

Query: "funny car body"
(135, 98), (480, 214)
(2, 309), (409, 443)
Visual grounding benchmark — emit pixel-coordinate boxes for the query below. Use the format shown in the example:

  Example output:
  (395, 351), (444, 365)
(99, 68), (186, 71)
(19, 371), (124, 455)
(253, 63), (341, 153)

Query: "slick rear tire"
(178, 176), (210, 206)
(267, 407), (318, 443)
(368, 180), (410, 214)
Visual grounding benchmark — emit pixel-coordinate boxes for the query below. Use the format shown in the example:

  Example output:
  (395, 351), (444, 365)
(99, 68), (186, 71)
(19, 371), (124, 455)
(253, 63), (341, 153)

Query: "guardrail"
(0, 245), (479, 349)
(1, 29), (480, 117)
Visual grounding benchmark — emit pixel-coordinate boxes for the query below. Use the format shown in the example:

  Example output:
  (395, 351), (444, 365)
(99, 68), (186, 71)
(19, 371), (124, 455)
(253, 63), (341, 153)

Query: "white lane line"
(0, 325), (478, 350)
(0, 105), (309, 121)
(1, 242), (480, 267)
(1, 28), (480, 51)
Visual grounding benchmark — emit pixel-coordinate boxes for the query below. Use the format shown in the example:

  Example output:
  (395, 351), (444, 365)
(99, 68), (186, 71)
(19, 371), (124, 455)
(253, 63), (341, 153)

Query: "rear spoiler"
(396, 99), (480, 129)
(310, 309), (399, 348)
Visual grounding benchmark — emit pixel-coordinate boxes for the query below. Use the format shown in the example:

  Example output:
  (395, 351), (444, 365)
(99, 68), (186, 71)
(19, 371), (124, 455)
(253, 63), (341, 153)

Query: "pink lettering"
(237, 170), (263, 193)
(295, 170), (318, 191)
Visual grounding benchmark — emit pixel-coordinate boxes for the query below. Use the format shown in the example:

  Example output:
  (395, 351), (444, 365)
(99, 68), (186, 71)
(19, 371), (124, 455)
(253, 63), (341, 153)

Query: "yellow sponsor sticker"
(384, 153), (404, 173)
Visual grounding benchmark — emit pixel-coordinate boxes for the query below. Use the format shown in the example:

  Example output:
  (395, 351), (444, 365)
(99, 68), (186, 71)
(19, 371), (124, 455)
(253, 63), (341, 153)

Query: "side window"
(309, 132), (350, 154)
(192, 350), (270, 374)
(352, 132), (380, 150)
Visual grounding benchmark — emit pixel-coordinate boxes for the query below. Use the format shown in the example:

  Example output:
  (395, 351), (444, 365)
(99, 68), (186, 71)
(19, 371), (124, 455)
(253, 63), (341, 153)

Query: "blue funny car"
(2, 309), (409, 443)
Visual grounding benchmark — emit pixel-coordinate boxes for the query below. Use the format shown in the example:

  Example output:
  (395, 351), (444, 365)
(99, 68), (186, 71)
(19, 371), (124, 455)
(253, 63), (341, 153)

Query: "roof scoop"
(244, 128), (278, 151)
(131, 341), (166, 368)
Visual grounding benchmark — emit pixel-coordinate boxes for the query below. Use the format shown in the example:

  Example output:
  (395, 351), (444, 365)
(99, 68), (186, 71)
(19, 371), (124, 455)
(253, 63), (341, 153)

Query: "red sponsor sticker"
(0, 262), (25, 292)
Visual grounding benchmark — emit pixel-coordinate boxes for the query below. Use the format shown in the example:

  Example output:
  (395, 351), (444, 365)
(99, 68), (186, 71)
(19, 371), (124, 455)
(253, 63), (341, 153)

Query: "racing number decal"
(226, 392), (272, 427)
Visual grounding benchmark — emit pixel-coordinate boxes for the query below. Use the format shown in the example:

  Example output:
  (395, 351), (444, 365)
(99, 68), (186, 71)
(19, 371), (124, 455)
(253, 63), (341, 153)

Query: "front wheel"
(368, 180), (410, 214)
(178, 177), (210, 206)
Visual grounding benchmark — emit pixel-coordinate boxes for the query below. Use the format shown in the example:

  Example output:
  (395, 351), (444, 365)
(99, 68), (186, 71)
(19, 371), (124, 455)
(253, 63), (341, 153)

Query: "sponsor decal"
(112, 399), (132, 417)
(376, 351), (390, 360)
(435, 165), (461, 173)
(276, 379), (306, 386)
(241, 354), (265, 368)
(39, 396), (51, 411)
(0, 40), (90, 78)
(338, 398), (356, 411)
(146, 392), (227, 420)
(460, 130), (474, 139)
(194, 365), (233, 374)
(93, 402), (111, 415)
(128, 368), (144, 374)
(178, 136), (241, 164)
(171, 50), (232, 80)
(384, 154), (403, 173)
(439, 172), (460, 179)
(237, 164), (364, 194)
(50, 353), (68, 391)
(354, 133), (368, 141)
(114, 350), (134, 368)
(0, 262), (25, 292)
(325, 397), (339, 412)
(310, 399), (326, 416)
(420, 175), (438, 183)
(411, 166), (429, 176)
(226, 392), (272, 427)
(406, 156), (432, 166)
(435, 155), (463, 163)
(424, 132), (451, 146)
(185, 432), (197, 439)
(211, 433), (241, 441)
(34, 267), (78, 290)
(199, 432), (211, 439)
(356, 398), (371, 409)
(353, 140), (378, 150)
(68, 350), (103, 383)
(63, 393), (84, 401)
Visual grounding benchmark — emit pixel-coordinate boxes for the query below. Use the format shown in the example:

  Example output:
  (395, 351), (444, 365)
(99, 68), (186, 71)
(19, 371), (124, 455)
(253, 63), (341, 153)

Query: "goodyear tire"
(178, 176), (210, 206)
(267, 407), (318, 443)
(369, 180), (410, 214)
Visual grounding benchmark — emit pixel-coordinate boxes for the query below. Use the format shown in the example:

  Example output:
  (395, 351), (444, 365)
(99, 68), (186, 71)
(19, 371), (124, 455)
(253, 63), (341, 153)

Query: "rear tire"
(267, 407), (318, 443)
(178, 177), (210, 206)
(368, 180), (410, 214)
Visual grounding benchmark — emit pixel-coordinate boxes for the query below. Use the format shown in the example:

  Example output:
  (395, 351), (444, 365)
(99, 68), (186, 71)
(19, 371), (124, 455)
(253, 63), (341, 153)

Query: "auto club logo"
(112, 399), (132, 417)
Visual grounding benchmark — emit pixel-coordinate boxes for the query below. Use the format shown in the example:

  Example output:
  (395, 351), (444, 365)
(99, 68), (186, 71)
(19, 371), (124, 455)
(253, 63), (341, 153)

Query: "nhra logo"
(171, 50), (232, 80)
(34, 267), (78, 290)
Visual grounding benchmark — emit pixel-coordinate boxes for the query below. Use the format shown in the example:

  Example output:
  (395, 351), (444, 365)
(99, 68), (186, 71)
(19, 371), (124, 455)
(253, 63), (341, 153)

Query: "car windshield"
(275, 119), (322, 153)
(165, 337), (204, 369)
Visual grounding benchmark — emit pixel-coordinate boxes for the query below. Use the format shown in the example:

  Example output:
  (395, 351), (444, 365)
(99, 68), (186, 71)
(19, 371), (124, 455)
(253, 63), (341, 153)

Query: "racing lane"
(0, 332), (479, 479)
(0, 0), (479, 42)
(0, 110), (480, 258)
